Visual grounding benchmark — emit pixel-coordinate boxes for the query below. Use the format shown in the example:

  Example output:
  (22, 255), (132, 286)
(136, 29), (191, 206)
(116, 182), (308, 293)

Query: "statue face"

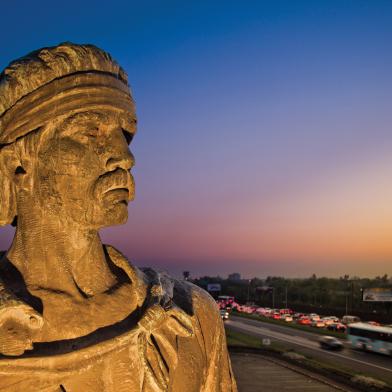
(31, 110), (136, 229)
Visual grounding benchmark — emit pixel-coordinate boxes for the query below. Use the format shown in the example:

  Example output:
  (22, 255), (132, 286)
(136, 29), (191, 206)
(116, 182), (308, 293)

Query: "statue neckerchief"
(0, 245), (236, 391)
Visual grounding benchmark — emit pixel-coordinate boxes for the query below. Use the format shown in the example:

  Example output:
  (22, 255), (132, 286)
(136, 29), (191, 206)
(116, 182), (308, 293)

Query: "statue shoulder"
(0, 251), (44, 356)
(0, 251), (32, 309)
(103, 245), (215, 325)
(173, 280), (221, 326)
(104, 244), (148, 307)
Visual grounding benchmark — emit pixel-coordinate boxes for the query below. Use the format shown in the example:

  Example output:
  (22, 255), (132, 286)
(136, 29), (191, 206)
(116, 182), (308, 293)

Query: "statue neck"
(7, 213), (118, 298)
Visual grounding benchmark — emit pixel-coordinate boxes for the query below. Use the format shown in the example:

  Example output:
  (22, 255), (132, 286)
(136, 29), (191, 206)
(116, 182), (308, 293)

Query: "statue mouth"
(94, 168), (134, 202)
(103, 188), (130, 205)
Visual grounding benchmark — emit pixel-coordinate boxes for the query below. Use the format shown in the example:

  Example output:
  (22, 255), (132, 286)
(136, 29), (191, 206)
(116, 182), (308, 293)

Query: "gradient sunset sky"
(1, 1), (391, 278)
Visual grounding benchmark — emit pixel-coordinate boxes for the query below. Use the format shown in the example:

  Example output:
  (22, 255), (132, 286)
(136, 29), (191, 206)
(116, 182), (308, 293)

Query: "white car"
(280, 314), (293, 322)
(312, 320), (326, 328)
(322, 317), (339, 326)
(220, 309), (229, 321)
(329, 316), (339, 323)
(255, 307), (267, 315)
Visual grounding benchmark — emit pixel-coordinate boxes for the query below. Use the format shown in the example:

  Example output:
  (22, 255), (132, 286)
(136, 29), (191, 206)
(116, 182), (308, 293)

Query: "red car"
(297, 317), (311, 325)
(279, 308), (293, 315)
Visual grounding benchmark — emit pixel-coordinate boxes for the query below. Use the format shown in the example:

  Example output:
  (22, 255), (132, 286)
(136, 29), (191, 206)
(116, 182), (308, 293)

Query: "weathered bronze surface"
(0, 43), (237, 391)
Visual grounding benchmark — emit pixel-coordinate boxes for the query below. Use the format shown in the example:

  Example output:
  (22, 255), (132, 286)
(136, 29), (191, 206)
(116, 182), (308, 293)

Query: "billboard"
(363, 288), (392, 302)
(207, 283), (221, 292)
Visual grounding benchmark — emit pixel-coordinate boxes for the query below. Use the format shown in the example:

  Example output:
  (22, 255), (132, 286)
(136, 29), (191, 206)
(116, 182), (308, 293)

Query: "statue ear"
(1, 145), (32, 191)
(0, 147), (18, 226)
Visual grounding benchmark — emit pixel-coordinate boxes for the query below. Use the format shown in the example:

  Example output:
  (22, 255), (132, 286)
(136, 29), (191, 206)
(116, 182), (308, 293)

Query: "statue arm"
(0, 281), (43, 356)
(202, 311), (237, 391)
(193, 288), (237, 392)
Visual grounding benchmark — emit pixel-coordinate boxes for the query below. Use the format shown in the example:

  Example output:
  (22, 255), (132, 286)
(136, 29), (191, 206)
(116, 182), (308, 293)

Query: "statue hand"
(0, 303), (43, 356)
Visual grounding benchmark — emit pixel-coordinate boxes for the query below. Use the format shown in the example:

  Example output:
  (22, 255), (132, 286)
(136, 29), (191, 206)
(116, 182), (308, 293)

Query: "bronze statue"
(0, 43), (236, 391)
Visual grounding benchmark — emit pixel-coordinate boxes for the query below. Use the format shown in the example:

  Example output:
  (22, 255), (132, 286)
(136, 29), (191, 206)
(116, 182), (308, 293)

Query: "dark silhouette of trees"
(192, 274), (392, 323)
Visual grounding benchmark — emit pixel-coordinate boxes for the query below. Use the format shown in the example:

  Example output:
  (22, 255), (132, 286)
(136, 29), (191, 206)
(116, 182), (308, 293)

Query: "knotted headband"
(0, 71), (135, 145)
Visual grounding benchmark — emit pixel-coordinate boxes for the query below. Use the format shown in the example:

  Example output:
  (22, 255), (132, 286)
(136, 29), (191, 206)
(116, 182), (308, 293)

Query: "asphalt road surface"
(231, 352), (354, 392)
(226, 315), (392, 385)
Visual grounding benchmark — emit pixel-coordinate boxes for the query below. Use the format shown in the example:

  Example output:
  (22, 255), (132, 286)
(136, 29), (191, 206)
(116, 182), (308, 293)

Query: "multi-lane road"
(226, 315), (392, 385)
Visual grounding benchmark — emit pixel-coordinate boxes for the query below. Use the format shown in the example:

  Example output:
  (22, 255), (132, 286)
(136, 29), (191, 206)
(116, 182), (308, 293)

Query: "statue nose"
(106, 150), (135, 172)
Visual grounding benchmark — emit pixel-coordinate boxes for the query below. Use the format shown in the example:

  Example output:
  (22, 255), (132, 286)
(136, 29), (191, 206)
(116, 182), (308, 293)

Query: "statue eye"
(82, 127), (99, 138)
(122, 129), (133, 145)
(85, 127), (99, 137)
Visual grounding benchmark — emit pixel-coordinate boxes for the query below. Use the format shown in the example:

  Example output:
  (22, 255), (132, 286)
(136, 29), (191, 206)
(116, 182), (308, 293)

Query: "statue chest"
(0, 323), (206, 392)
(33, 283), (139, 342)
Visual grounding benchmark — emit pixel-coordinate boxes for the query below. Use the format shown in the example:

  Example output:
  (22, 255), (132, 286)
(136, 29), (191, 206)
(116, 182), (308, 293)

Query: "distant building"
(228, 273), (241, 281)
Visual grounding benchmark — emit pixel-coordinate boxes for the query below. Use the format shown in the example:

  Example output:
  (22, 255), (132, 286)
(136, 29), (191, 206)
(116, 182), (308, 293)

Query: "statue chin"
(101, 202), (129, 227)
(63, 200), (130, 228)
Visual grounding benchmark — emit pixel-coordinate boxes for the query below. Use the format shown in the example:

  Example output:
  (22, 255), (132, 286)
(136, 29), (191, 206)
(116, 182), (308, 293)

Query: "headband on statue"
(0, 42), (135, 145)
(0, 72), (135, 144)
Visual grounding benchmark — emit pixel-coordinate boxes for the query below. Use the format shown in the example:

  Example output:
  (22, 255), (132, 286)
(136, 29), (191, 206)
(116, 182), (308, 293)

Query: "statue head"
(0, 43), (137, 230)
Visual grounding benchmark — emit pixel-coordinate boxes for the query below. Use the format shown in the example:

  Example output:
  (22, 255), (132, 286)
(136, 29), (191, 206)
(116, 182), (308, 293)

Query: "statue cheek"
(39, 138), (94, 173)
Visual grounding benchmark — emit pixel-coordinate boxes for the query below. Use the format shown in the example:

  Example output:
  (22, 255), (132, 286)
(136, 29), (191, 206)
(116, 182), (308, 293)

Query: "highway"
(226, 315), (392, 385)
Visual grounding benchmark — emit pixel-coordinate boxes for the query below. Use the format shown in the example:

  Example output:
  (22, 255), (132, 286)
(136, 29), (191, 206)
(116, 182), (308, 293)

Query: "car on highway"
(255, 307), (267, 315)
(327, 322), (347, 333)
(309, 313), (320, 321)
(220, 309), (229, 321)
(297, 317), (311, 325)
(322, 316), (339, 325)
(240, 306), (254, 314)
(272, 312), (281, 320)
(280, 314), (293, 322)
(319, 336), (344, 350)
(311, 320), (326, 328)
(263, 310), (274, 318)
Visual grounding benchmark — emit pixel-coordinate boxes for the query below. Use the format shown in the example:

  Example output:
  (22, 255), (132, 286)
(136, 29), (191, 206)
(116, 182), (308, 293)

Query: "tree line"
(192, 274), (392, 323)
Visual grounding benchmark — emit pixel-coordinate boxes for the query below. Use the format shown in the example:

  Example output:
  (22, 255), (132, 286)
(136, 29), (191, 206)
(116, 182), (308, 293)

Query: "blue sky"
(1, 1), (392, 277)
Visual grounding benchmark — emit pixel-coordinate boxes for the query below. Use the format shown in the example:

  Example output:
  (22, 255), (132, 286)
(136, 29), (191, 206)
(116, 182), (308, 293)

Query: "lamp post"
(271, 287), (275, 309)
(247, 279), (251, 303)
(285, 286), (288, 308)
(345, 293), (349, 315)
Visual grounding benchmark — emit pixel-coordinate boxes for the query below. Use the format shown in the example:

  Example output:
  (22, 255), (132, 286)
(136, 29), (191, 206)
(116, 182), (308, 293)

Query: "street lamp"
(271, 287), (275, 309)
(247, 279), (251, 303)
(285, 286), (288, 308)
